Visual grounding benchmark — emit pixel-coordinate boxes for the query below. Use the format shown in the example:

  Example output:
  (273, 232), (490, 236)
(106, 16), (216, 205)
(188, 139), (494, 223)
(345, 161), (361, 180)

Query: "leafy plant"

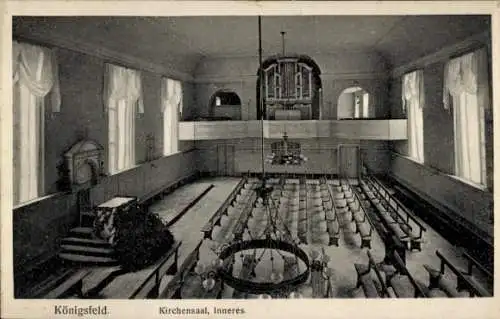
(113, 205), (175, 271)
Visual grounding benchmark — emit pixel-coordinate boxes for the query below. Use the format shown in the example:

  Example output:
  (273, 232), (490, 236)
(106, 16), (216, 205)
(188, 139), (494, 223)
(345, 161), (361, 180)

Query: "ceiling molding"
(14, 31), (195, 82)
(390, 30), (491, 78)
(193, 71), (388, 84)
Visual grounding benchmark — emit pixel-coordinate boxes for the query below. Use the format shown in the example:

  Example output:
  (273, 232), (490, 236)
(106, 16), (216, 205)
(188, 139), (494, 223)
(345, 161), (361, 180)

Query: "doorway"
(338, 145), (360, 178)
(217, 144), (235, 176)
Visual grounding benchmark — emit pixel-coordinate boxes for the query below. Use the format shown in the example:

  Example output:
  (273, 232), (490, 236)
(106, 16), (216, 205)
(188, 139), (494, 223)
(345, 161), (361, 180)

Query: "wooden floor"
(20, 175), (492, 299)
(160, 177), (491, 298)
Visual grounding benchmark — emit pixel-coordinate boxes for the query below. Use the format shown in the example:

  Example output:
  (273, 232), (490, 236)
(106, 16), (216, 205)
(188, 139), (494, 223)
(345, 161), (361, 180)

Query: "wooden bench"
(201, 177), (248, 239)
(354, 250), (389, 298)
(360, 180), (410, 249)
(349, 182), (375, 249)
(232, 255), (257, 299)
(138, 172), (199, 207)
(424, 250), (491, 297)
(320, 178), (340, 246)
(232, 192), (258, 241)
(159, 240), (203, 299)
(367, 176), (426, 251)
(25, 268), (91, 299)
(390, 250), (427, 298)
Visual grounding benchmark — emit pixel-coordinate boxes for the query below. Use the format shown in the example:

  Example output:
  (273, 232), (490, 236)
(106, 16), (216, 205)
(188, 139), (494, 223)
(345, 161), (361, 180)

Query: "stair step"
(59, 253), (117, 265)
(70, 227), (95, 238)
(61, 245), (114, 255)
(81, 211), (95, 217)
(61, 237), (110, 247)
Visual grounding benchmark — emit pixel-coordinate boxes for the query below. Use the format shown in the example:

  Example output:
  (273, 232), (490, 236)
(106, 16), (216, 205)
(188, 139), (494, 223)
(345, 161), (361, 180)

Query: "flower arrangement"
(113, 205), (175, 271)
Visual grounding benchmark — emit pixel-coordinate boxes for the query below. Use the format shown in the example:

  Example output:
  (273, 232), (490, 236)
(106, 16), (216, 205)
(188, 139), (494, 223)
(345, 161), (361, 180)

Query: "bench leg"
(203, 230), (212, 240)
(410, 240), (422, 252)
(329, 236), (339, 247)
(360, 238), (371, 249)
(456, 276), (468, 293)
(428, 273), (441, 289)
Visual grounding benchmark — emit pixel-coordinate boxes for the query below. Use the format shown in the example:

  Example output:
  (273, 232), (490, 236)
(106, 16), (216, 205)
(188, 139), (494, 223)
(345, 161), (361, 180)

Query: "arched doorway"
(337, 86), (371, 120)
(209, 90), (242, 120)
(256, 54), (322, 120)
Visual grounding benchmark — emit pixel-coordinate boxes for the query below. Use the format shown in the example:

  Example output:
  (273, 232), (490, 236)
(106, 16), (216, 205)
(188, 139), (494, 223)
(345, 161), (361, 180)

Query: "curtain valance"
(443, 48), (489, 110)
(104, 63), (144, 114)
(12, 40), (61, 112)
(161, 77), (182, 114)
(402, 69), (424, 113)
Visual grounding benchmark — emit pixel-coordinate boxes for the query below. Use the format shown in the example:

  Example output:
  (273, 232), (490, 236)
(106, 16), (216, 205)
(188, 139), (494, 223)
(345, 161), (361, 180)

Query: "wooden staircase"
(59, 192), (118, 265)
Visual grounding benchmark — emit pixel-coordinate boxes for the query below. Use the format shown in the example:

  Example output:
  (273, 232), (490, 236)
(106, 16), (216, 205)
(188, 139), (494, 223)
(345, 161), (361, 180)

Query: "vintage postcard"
(1, 1), (499, 319)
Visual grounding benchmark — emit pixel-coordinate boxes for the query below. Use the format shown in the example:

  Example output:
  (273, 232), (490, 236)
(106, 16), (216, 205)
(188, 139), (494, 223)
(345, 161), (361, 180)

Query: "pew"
(354, 250), (389, 298)
(27, 268), (91, 299)
(138, 172), (199, 208)
(201, 177), (248, 239)
(159, 240), (203, 299)
(367, 176), (426, 251)
(359, 180), (410, 248)
(424, 250), (492, 297)
(99, 241), (181, 299)
(232, 255), (257, 299)
(389, 250), (427, 298)
(349, 182), (375, 249)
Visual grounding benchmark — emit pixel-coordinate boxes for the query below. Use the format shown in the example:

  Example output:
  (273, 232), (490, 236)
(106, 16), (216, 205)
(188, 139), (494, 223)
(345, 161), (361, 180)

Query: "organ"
(264, 57), (314, 120)
(261, 32), (321, 120)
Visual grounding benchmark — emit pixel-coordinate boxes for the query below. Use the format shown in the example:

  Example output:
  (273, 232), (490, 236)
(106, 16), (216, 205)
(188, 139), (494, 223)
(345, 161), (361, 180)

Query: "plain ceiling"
(13, 15), (490, 72)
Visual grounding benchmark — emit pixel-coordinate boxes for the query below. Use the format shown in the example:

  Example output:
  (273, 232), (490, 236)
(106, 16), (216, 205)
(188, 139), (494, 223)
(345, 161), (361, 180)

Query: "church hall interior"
(10, 14), (494, 299)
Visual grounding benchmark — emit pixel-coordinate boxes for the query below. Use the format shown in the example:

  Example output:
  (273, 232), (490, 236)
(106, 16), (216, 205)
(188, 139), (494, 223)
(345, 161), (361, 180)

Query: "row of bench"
(423, 250), (493, 297)
(355, 249), (430, 298)
(366, 175), (426, 251)
(201, 177), (249, 240)
(359, 179), (424, 252)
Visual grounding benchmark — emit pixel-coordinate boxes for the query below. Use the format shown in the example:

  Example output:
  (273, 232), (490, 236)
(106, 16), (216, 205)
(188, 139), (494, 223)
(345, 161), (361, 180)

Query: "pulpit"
(93, 196), (137, 245)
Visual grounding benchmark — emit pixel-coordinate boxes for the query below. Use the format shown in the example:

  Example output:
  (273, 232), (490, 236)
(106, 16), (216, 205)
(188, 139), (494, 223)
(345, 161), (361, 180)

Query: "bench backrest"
(159, 240), (202, 298)
(436, 250), (491, 297)
(369, 176), (426, 233)
(367, 251), (390, 298)
(393, 250), (427, 297)
(463, 251), (493, 279)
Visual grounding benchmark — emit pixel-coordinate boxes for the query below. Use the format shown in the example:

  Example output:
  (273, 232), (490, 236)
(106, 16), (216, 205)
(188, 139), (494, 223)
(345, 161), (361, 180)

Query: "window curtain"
(161, 78), (182, 155)
(443, 48), (489, 185)
(104, 63), (144, 174)
(402, 70), (425, 163)
(12, 40), (61, 204)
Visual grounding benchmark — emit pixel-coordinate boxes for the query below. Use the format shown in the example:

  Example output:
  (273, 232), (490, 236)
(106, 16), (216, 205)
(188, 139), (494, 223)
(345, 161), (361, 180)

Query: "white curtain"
(104, 63), (144, 174)
(402, 70), (425, 163)
(12, 41), (61, 204)
(161, 77), (182, 155)
(443, 48), (489, 185)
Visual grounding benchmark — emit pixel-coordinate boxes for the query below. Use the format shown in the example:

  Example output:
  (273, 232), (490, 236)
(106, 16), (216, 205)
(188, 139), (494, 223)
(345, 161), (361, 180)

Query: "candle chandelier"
(266, 132), (308, 166)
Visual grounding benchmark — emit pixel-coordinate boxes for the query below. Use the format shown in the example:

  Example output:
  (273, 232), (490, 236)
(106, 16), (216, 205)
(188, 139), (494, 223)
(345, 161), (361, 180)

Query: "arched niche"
(256, 54), (322, 120)
(337, 86), (371, 120)
(209, 90), (242, 120)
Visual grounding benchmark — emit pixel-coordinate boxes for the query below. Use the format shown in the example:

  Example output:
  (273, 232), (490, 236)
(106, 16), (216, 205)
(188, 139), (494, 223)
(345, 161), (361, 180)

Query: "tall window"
(12, 41), (60, 205)
(161, 77), (182, 156)
(402, 70), (425, 163)
(104, 64), (143, 174)
(443, 48), (489, 185)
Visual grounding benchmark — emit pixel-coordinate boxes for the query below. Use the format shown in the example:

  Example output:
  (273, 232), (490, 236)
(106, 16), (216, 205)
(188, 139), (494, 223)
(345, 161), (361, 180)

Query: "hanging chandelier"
(266, 132), (308, 166)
